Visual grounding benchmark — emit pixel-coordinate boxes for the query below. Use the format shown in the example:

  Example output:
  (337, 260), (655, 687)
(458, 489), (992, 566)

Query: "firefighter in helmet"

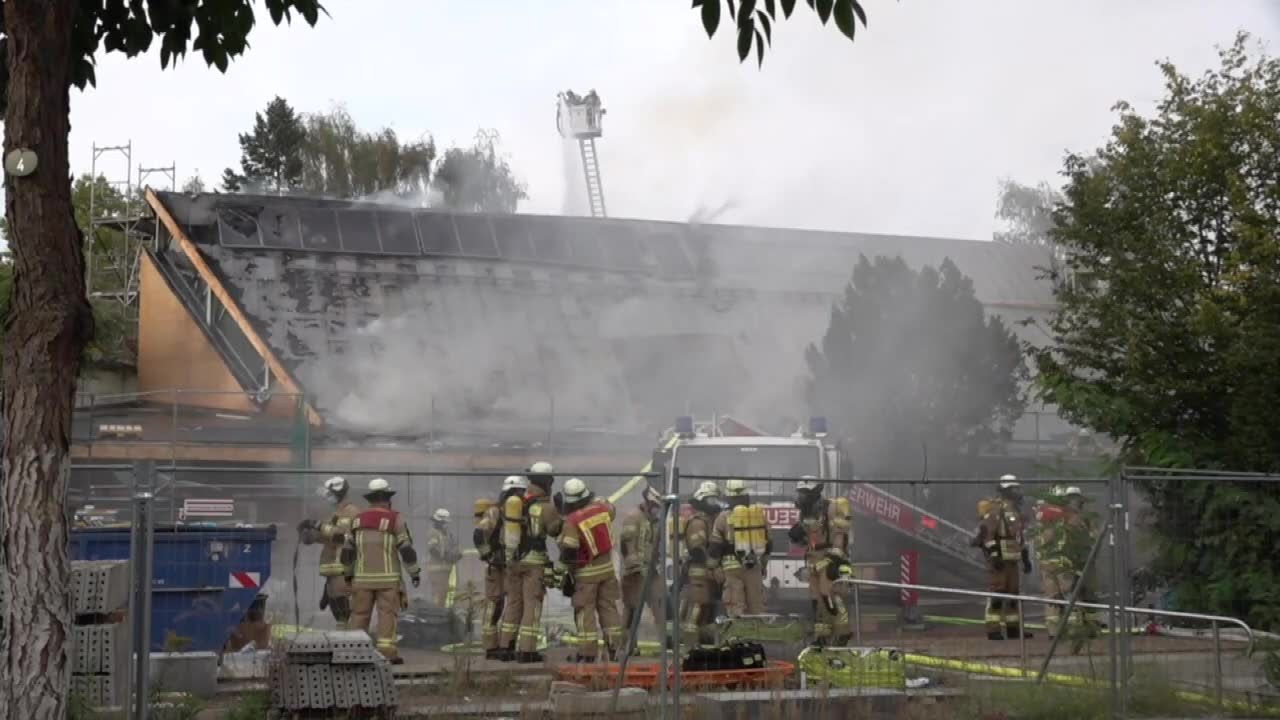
(425, 508), (461, 607)
(788, 476), (853, 645)
(711, 479), (771, 616)
(497, 461), (562, 663)
(558, 478), (624, 662)
(1036, 485), (1094, 637)
(680, 480), (722, 645)
(475, 475), (526, 658)
(299, 476), (361, 628)
(620, 485), (666, 642)
(342, 477), (421, 663)
(974, 474), (1032, 640)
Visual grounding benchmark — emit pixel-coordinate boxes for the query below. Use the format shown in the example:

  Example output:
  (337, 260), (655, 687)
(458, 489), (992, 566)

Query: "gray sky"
(66, 0), (1280, 241)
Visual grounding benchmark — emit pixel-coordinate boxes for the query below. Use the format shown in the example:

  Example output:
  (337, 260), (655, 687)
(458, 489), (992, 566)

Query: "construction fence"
(60, 462), (1279, 718)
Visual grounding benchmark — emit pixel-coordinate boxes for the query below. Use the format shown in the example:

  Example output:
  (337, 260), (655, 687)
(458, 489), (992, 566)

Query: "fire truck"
(651, 415), (987, 612)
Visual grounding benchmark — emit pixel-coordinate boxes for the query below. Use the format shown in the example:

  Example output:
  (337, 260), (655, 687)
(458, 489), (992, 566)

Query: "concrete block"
(72, 560), (129, 615)
(150, 651), (219, 698)
(551, 686), (648, 715)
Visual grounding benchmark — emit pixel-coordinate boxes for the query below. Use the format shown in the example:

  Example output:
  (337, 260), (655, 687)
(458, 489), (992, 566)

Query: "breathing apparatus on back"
(724, 479), (768, 568)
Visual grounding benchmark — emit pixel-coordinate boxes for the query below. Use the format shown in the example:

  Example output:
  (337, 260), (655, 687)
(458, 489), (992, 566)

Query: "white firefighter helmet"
(366, 477), (393, 495)
(317, 476), (347, 498)
(1064, 486), (1084, 498)
(503, 474), (528, 492)
(724, 479), (748, 497)
(528, 461), (554, 475)
(796, 475), (821, 492)
(1051, 484), (1067, 497)
(432, 508), (451, 523)
(563, 477), (590, 504)
(998, 474), (1020, 490)
(692, 481), (719, 502)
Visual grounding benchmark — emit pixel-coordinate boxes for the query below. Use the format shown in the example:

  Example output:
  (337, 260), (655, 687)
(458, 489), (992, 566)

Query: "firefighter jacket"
(682, 510), (718, 579)
(426, 525), (460, 573)
(513, 486), (563, 567)
(976, 498), (1025, 563)
(1034, 504), (1090, 572)
(559, 498), (618, 581)
(619, 508), (658, 577)
(799, 498), (853, 570)
(475, 501), (503, 566)
(308, 501), (360, 578)
(342, 503), (421, 590)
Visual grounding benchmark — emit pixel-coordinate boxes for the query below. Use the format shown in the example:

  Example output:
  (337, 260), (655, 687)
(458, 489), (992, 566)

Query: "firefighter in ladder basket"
(497, 461), (562, 663)
(298, 476), (360, 628)
(558, 477), (624, 662)
(342, 477), (421, 663)
(475, 475), (527, 658)
(973, 475), (1033, 640)
(788, 476), (854, 646)
(711, 479), (771, 616)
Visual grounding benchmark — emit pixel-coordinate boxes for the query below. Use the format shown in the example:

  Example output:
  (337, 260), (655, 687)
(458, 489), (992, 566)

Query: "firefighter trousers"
(427, 568), (452, 607)
(572, 572), (624, 660)
(351, 585), (405, 660)
(482, 564), (505, 651)
(323, 575), (353, 629)
(498, 562), (545, 653)
(722, 564), (766, 617)
(1042, 568), (1093, 637)
(807, 557), (850, 643)
(679, 570), (717, 645)
(621, 570), (666, 636)
(985, 561), (1023, 636)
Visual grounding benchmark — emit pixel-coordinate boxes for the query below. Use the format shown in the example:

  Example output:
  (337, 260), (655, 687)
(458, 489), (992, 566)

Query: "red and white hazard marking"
(229, 571), (260, 589)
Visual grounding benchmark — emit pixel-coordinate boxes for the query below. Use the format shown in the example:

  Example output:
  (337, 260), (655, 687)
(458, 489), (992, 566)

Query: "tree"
(0, 2), (323, 716)
(298, 104), (435, 200)
(1031, 33), (1280, 629)
(994, 178), (1063, 246)
(432, 134), (528, 213)
(694, 0), (868, 66)
(805, 255), (1027, 470)
(182, 174), (206, 194)
(222, 95), (307, 192)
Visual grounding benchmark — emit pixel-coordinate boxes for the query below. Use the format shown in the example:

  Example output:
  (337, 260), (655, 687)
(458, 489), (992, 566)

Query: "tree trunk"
(1, 0), (92, 717)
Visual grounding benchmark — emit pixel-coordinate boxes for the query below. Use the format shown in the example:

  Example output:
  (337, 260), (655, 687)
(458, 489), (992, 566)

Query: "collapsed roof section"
(142, 190), (1055, 439)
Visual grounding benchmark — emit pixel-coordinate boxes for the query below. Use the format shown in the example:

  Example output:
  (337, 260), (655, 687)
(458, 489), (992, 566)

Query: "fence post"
(669, 466), (682, 720)
(1107, 477), (1122, 718)
(129, 460), (156, 720)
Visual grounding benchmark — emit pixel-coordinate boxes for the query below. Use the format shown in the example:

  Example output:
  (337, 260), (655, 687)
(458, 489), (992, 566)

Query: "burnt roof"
(151, 191), (1056, 436)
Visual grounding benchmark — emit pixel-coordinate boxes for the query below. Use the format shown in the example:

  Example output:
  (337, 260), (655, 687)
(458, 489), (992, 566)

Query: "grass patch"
(224, 690), (273, 720)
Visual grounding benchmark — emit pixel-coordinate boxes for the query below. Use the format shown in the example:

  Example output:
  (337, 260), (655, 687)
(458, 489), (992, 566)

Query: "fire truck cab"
(653, 416), (844, 610)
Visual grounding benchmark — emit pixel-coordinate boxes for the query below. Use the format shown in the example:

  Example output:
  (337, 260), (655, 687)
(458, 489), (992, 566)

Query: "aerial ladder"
(556, 90), (607, 218)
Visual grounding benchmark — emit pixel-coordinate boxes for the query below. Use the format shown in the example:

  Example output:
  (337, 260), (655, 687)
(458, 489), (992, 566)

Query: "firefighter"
(558, 478), (624, 662)
(298, 476), (361, 628)
(476, 475), (526, 659)
(620, 485), (667, 640)
(425, 508), (461, 607)
(974, 475), (1033, 640)
(1036, 486), (1094, 637)
(788, 476), (853, 646)
(711, 479), (771, 616)
(680, 481), (722, 645)
(497, 461), (562, 663)
(342, 477), (421, 663)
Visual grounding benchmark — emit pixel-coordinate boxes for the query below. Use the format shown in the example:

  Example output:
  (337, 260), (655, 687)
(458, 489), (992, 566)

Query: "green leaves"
(701, 0), (721, 38)
(691, 0), (867, 67)
(1037, 31), (1280, 629)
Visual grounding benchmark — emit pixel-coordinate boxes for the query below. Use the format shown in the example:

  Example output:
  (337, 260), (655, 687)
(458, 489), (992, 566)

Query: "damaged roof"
(149, 191), (1055, 436)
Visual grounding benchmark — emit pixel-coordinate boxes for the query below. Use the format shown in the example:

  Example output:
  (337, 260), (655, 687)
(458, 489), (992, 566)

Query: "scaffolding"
(86, 141), (174, 360)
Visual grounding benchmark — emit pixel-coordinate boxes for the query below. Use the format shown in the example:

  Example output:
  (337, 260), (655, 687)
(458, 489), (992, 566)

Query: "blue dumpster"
(70, 524), (277, 653)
